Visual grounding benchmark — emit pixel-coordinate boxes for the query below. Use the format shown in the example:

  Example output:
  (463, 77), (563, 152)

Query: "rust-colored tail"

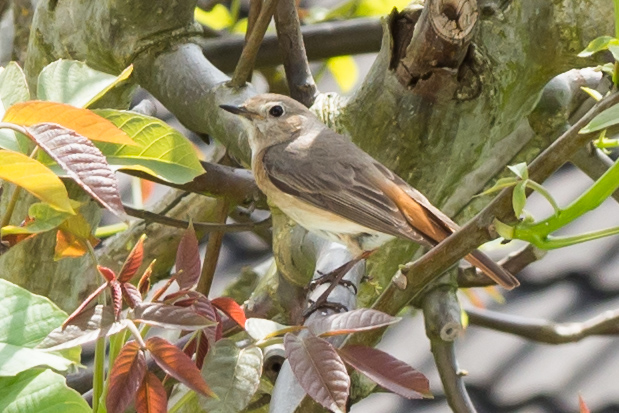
(466, 250), (520, 290)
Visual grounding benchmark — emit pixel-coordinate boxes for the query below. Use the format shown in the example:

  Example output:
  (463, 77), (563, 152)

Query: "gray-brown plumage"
(220, 94), (519, 289)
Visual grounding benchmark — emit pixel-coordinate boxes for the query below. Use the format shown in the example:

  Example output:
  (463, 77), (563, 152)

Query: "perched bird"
(220, 94), (519, 290)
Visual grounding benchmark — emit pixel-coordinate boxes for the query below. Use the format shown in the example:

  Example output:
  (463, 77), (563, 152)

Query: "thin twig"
(124, 205), (271, 232)
(274, 0), (318, 107)
(197, 198), (230, 296)
(201, 17), (382, 73)
(467, 307), (619, 344)
(229, 0), (280, 87)
(246, 0), (262, 42)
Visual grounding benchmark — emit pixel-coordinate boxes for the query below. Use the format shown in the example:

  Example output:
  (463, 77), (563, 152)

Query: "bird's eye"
(269, 105), (284, 117)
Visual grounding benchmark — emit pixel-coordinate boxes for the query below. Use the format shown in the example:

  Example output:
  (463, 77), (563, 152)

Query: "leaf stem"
(92, 336), (106, 412)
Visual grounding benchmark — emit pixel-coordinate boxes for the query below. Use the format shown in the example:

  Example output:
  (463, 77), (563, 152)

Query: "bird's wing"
(261, 129), (432, 245)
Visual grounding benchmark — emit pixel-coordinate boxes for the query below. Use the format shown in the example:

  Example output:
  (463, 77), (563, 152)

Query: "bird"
(220, 93), (520, 292)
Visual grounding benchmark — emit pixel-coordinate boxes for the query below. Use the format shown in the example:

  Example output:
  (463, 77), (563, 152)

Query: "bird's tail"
(465, 250), (520, 290)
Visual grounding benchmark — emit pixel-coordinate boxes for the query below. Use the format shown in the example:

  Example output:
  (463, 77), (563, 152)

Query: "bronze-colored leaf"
(133, 303), (216, 330)
(98, 265), (116, 282)
(145, 336), (215, 397)
(118, 234), (146, 283)
(308, 309), (400, 337)
(175, 223), (201, 290)
(338, 345), (430, 399)
(107, 341), (147, 413)
(192, 296), (217, 321)
(138, 259), (155, 295)
(135, 371), (167, 413)
(3, 101), (138, 146)
(61, 283), (108, 329)
(195, 331), (210, 370)
(579, 395), (591, 413)
(212, 297), (246, 328)
(284, 333), (349, 413)
(110, 281), (123, 319)
(122, 283), (142, 308)
(26, 123), (126, 219)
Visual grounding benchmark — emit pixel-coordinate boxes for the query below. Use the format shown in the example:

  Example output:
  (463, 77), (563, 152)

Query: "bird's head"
(220, 93), (319, 153)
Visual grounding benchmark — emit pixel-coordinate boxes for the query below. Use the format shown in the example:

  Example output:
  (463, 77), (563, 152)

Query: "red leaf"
(107, 341), (147, 413)
(284, 333), (349, 413)
(192, 296), (218, 321)
(98, 265), (117, 282)
(118, 234), (146, 283)
(138, 259), (155, 295)
(183, 335), (197, 359)
(175, 223), (201, 290)
(122, 283), (143, 308)
(308, 309), (400, 337)
(26, 123), (126, 219)
(110, 281), (123, 319)
(62, 283), (107, 329)
(579, 395), (591, 413)
(195, 331), (210, 370)
(338, 345), (430, 399)
(133, 303), (216, 330)
(212, 297), (246, 328)
(145, 336), (215, 397)
(136, 371), (167, 413)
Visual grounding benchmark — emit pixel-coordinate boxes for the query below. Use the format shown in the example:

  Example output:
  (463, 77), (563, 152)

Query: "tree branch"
(274, 0), (318, 107)
(229, 0), (279, 87)
(467, 307), (619, 344)
(201, 17), (382, 73)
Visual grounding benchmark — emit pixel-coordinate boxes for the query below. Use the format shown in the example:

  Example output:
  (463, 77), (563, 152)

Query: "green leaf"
(512, 180), (527, 218)
(1, 202), (76, 236)
(608, 44), (619, 62)
(477, 177), (519, 196)
(173, 339), (263, 413)
(324, 0), (410, 19)
(194, 4), (234, 30)
(507, 162), (529, 180)
(0, 62), (31, 153)
(580, 87), (603, 101)
(580, 103), (619, 133)
(327, 56), (359, 93)
(578, 36), (618, 57)
(0, 279), (79, 376)
(93, 109), (206, 184)
(37, 59), (132, 108)
(0, 150), (75, 214)
(0, 369), (91, 413)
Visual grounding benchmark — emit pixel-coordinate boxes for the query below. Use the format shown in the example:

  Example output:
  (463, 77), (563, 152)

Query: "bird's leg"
(304, 250), (374, 317)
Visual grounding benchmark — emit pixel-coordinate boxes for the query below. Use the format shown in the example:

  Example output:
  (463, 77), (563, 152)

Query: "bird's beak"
(219, 104), (260, 119)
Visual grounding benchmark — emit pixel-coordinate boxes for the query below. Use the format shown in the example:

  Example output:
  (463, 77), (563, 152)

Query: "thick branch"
(274, 0), (317, 107)
(467, 307), (619, 344)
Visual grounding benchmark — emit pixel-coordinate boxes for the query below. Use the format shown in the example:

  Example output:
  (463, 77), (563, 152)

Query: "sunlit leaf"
(339, 345), (431, 399)
(136, 371), (167, 413)
(61, 283), (108, 330)
(580, 102), (619, 133)
(212, 296), (246, 328)
(580, 86), (603, 101)
(138, 259), (156, 295)
(0, 369), (90, 413)
(507, 162), (528, 180)
(118, 234), (146, 283)
(111, 281), (123, 319)
(37, 60), (134, 108)
(327, 55), (358, 93)
(55, 229), (88, 259)
(93, 109), (206, 184)
(122, 283), (143, 308)
(194, 4), (234, 30)
(284, 333), (349, 413)
(578, 35), (618, 57)
(107, 341), (147, 413)
(24, 123), (126, 219)
(0, 150), (75, 214)
(133, 303), (216, 330)
(322, 0), (410, 20)
(4, 101), (138, 146)
(308, 309), (400, 337)
(178, 339), (262, 413)
(0, 62), (30, 152)
(175, 223), (201, 289)
(1, 201), (76, 237)
(146, 336), (215, 397)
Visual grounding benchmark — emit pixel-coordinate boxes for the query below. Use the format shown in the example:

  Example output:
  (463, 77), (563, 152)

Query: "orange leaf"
(212, 297), (246, 328)
(107, 341), (147, 413)
(118, 234), (146, 283)
(146, 336), (215, 398)
(136, 371), (167, 413)
(579, 395), (591, 413)
(138, 259), (156, 296)
(55, 229), (89, 259)
(140, 179), (155, 202)
(3, 101), (138, 146)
